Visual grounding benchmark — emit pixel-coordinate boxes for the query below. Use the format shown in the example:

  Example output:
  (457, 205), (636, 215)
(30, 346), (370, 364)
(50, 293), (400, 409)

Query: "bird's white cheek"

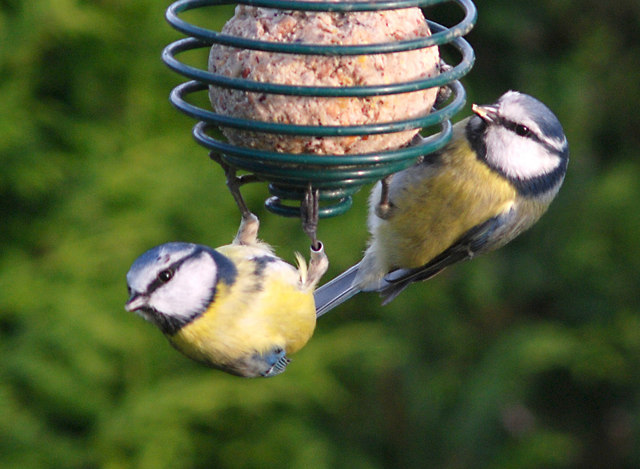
(149, 256), (218, 319)
(487, 132), (561, 180)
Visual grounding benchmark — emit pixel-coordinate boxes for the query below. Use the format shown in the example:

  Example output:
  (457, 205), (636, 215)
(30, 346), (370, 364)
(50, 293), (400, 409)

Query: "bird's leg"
(306, 241), (329, 290)
(375, 174), (394, 219)
(234, 211), (260, 246)
(210, 151), (260, 245)
(211, 151), (256, 219)
(300, 184), (329, 287)
(228, 169), (259, 246)
(301, 183), (320, 250)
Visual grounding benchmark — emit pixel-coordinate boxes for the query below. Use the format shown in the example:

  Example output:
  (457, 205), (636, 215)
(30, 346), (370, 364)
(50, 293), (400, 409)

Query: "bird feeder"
(163, 0), (477, 218)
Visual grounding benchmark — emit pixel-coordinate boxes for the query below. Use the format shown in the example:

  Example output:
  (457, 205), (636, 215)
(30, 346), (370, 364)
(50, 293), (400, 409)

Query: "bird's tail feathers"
(314, 263), (362, 317)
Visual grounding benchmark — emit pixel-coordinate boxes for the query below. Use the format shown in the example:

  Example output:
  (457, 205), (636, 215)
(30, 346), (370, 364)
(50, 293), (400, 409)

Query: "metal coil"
(163, 0), (477, 218)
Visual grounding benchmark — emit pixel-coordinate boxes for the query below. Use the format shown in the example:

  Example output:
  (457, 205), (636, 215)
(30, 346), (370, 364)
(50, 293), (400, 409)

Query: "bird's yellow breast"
(168, 244), (316, 369)
(381, 125), (518, 269)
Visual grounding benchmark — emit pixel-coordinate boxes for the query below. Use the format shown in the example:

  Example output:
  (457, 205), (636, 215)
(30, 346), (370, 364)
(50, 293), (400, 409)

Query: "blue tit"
(125, 215), (328, 377)
(315, 91), (569, 315)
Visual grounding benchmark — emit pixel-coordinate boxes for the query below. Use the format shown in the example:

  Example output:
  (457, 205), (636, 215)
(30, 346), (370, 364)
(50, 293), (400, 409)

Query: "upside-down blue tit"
(314, 91), (569, 316)
(125, 214), (328, 377)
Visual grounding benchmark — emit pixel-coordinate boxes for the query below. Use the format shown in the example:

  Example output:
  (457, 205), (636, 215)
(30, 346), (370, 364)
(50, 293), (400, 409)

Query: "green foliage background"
(1, 1), (639, 467)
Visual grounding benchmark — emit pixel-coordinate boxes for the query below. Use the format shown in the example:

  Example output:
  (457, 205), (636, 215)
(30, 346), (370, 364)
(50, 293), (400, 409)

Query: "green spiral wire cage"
(163, 0), (477, 218)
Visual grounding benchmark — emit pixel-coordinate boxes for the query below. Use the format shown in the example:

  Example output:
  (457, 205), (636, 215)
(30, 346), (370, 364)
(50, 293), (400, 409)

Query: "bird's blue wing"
(257, 347), (291, 377)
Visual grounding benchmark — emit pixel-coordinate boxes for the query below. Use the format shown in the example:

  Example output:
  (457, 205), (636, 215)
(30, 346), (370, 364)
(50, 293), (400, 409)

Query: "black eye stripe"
(501, 118), (534, 138)
(147, 263), (180, 294)
(499, 117), (567, 156)
(145, 248), (204, 295)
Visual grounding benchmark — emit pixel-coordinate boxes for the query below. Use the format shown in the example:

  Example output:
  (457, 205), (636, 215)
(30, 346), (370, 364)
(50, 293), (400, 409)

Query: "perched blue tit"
(315, 91), (569, 316)
(125, 215), (328, 377)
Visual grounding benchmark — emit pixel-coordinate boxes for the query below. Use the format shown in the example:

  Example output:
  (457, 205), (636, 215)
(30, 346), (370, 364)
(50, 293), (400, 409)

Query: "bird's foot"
(375, 174), (394, 220)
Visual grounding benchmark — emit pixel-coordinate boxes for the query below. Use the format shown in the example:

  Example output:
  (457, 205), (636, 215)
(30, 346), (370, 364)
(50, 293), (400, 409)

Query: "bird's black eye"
(515, 124), (531, 137)
(158, 269), (173, 283)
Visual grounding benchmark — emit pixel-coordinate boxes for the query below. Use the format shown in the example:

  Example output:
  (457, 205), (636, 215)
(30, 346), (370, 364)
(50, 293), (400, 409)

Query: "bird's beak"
(125, 293), (146, 312)
(472, 103), (499, 123)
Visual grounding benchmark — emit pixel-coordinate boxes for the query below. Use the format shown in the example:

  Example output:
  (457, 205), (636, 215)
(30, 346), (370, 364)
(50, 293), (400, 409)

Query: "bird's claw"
(375, 175), (394, 219)
(211, 152), (260, 246)
(211, 150), (259, 222)
(434, 60), (453, 110)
